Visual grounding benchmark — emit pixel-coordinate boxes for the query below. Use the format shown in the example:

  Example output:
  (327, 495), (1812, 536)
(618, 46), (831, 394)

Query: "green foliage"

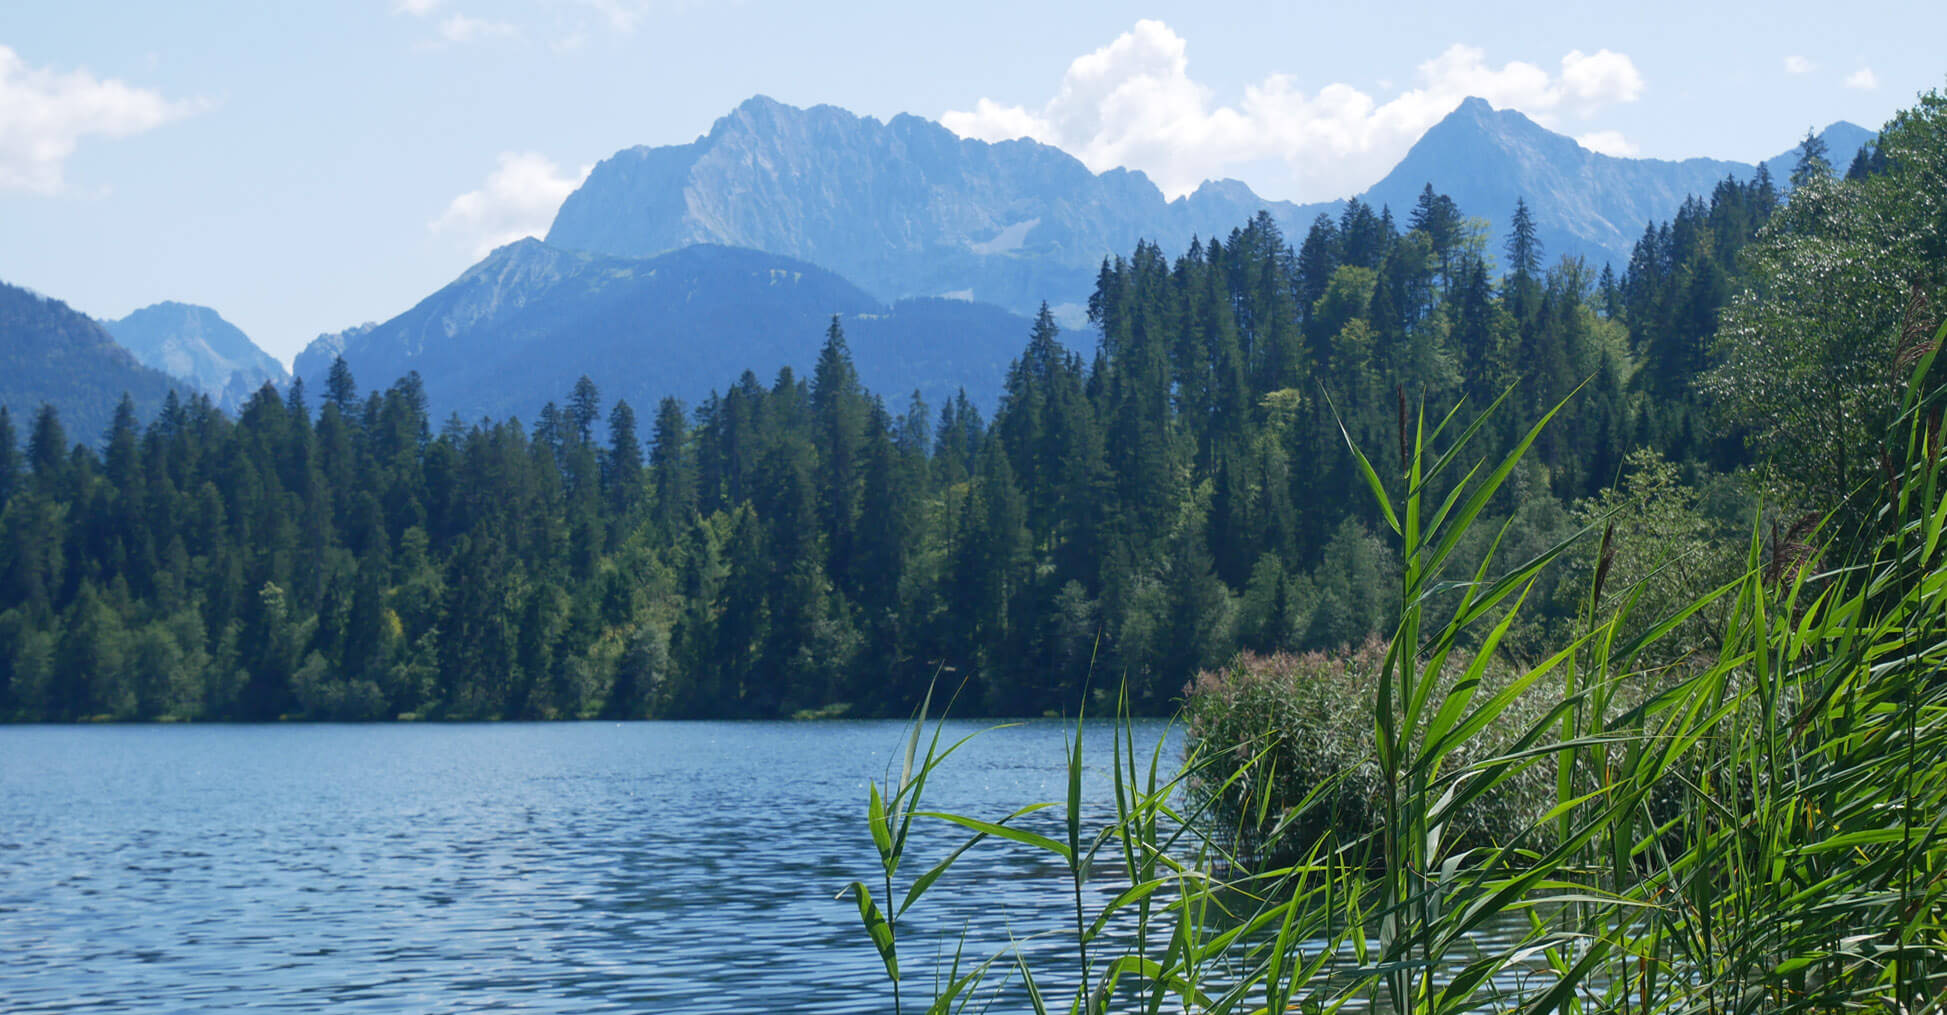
(1710, 90), (1947, 507)
(1182, 639), (1557, 861)
(860, 316), (1947, 1014)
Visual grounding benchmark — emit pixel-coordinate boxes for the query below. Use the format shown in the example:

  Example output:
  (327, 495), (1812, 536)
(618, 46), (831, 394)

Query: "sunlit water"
(2, 719), (1208, 1013)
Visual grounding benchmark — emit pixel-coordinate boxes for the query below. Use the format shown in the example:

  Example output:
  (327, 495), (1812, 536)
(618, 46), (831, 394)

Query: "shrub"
(1182, 638), (1557, 863)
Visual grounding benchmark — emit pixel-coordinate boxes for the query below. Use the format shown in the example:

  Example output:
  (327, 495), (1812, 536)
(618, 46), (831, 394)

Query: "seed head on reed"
(1893, 280), (1940, 377)
(1766, 511), (1823, 587)
(1592, 521), (1616, 610)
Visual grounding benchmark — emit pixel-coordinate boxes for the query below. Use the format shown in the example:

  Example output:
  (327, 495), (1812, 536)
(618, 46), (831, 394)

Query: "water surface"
(1, 720), (1175, 1012)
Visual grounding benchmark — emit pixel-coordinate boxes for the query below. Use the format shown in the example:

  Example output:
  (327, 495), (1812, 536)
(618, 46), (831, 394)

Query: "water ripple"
(1, 720), (1176, 1013)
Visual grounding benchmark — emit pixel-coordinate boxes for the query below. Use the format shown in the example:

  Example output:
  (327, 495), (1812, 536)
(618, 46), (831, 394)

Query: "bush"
(1182, 639), (1557, 863)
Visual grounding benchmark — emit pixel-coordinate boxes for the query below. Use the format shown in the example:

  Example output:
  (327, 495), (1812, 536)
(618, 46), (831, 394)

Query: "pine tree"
(567, 376), (601, 446)
(604, 399), (644, 522)
(810, 317), (867, 598)
(650, 397), (694, 536)
(326, 356), (358, 414)
(1791, 127), (1832, 187)
(0, 406), (16, 507)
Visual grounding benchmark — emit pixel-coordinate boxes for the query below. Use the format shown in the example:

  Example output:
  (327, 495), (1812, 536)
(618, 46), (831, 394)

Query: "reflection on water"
(1, 720), (1186, 1013)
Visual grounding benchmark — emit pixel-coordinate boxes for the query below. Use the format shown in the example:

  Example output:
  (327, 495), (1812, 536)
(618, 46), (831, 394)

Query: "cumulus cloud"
(941, 20), (1646, 201)
(1784, 55), (1815, 74)
(1558, 49), (1645, 109)
(393, 0), (516, 45)
(574, 0), (650, 33)
(1845, 67), (1879, 90)
(432, 151), (590, 256)
(0, 45), (200, 194)
(439, 13), (517, 42)
(1576, 129), (1639, 157)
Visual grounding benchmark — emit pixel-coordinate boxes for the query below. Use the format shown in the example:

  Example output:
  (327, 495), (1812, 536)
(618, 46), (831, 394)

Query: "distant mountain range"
(102, 302), (288, 412)
(547, 95), (1309, 325)
(0, 281), (179, 443)
(4, 93), (1874, 437)
(547, 95), (1870, 323)
(1357, 99), (1869, 267)
(294, 241), (1031, 422)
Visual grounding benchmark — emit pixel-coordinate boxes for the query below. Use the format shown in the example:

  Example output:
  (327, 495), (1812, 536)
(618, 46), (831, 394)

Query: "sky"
(2, 1), (1941, 366)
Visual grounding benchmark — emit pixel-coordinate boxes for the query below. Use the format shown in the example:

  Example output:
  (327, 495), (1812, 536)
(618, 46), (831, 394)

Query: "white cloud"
(1558, 49), (1644, 110)
(439, 13), (517, 42)
(574, 0), (648, 33)
(1576, 129), (1639, 157)
(941, 21), (1647, 201)
(0, 45), (200, 194)
(431, 151), (590, 256)
(1845, 67), (1879, 90)
(393, 0), (516, 45)
(1784, 55), (1815, 74)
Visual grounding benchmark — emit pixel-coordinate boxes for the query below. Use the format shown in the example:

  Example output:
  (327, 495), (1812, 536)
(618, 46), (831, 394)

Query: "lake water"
(0, 720), (1180, 1013)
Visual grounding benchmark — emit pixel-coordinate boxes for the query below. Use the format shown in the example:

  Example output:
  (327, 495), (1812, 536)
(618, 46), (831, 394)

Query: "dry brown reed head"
(1894, 280), (1940, 377)
(1766, 511), (1823, 587)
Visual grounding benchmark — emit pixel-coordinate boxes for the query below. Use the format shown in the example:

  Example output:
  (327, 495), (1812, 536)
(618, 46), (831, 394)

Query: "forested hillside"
(0, 283), (180, 444)
(3, 90), (1940, 723)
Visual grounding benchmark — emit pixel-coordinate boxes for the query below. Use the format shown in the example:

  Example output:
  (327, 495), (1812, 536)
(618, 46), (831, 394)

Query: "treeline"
(8, 94), (1936, 722)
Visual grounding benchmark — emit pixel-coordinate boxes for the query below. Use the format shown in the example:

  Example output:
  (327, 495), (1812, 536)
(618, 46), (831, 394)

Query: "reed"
(851, 321), (1947, 1014)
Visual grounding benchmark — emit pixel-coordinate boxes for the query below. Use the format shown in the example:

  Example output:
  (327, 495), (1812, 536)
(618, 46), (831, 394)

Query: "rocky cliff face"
(547, 95), (1871, 315)
(104, 302), (287, 411)
(546, 95), (1332, 322)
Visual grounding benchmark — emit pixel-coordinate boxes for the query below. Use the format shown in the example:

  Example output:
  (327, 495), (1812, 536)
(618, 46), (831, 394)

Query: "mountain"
(1360, 98), (1757, 267)
(546, 96), (1870, 319)
(1, 281), (180, 444)
(295, 240), (1035, 422)
(103, 301), (288, 412)
(323, 97), (1871, 430)
(1361, 102), (1872, 267)
(546, 94), (1335, 326)
(1759, 121), (1878, 182)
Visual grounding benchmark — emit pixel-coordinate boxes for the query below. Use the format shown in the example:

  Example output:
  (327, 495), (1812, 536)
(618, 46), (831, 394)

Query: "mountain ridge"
(547, 94), (1335, 323)
(103, 301), (288, 412)
(547, 95), (1868, 319)
(297, 239), (1037, 422)
(1, 281), (180, 443)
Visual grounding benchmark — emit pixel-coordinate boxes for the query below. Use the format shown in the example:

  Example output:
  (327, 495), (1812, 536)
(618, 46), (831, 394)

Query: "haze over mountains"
(293, 241), (1030, 422)
(0, 283), (179, 441)
(1358, 100), (1868, 268)
(299, 93), (1865, 423)
(546, 94), (1302, 326)
(3, 92), (1873, 437)
(547, 95), (1870, 321)
(102, 302), (289, 412)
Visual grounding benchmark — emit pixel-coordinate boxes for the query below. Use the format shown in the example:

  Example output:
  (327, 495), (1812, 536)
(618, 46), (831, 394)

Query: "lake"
(1, 719), (1178, 1013)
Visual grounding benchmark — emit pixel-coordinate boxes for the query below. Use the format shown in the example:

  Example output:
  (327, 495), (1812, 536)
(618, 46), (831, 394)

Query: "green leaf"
(845, 880), (899, 982)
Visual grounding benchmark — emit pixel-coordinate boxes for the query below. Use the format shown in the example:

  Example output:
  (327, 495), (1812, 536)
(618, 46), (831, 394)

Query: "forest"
(1, 90), (1940, 724)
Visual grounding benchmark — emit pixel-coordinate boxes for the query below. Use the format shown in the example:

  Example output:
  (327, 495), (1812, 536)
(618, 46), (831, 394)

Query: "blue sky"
(2, 1), (1940, 364)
